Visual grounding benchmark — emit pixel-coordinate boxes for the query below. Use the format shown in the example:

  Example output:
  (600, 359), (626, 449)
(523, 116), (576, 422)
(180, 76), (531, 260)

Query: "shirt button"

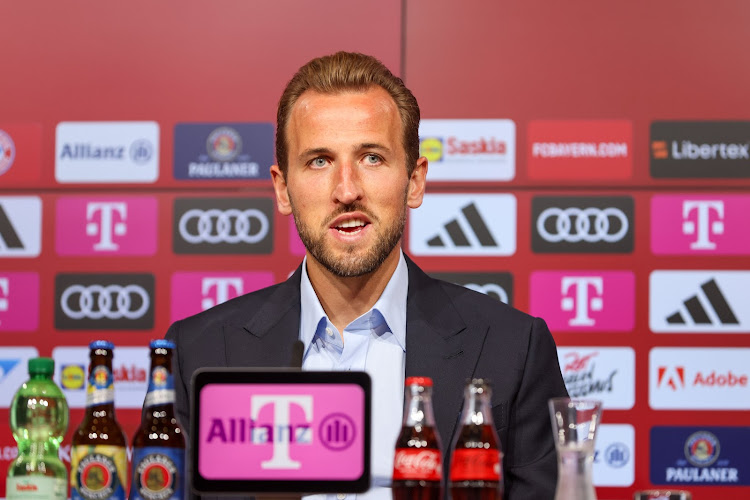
(337, 494), (346, 500)
(326, 327), (334, 338)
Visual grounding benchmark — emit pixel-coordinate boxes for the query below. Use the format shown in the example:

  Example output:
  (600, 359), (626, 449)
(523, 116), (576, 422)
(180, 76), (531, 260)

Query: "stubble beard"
(291, 196), (408, 278)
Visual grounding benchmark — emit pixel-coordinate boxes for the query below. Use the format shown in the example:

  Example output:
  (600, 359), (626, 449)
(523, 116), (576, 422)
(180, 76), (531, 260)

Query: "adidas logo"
(0, 206), (23, 250)
(666, 279), (738, 326)
(650, 271), (749, 333)
(0, 197), (42, 257)
(426, 203), (497, 248)
(409, 194), (516, 256)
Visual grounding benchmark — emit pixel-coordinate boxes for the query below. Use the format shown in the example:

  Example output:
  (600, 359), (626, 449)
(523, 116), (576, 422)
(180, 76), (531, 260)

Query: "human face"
(271, 86), (427, 278)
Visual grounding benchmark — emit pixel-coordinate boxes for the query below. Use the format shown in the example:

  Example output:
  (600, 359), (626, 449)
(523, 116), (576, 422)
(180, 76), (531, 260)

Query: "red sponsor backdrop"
(1, 1), (750, 499)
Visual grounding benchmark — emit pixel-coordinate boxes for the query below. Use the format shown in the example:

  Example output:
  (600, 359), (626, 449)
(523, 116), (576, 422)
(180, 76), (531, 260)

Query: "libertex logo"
(649, 348), (750, 409)
(650, 121), (750, 178)
(529, 271), (634, 332)
(170, 271), (276, 322)
(56, 197), (158, 256)
(527, 120), (633, 180)
(651, 195), (750, 255)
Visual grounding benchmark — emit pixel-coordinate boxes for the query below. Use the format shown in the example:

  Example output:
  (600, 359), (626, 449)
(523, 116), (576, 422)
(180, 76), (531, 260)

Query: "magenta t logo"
(171, 271), (275, 322)
(530, 271), (634, 331)
(56, 196), (157, 255)
(0, 272), (39, 331)
(250, 395), (313, 470)
(651, 195), (750, 255)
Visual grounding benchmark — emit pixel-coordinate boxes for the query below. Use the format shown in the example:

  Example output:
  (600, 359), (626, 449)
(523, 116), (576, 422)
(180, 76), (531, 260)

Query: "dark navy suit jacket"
(166, 255), (568, 500)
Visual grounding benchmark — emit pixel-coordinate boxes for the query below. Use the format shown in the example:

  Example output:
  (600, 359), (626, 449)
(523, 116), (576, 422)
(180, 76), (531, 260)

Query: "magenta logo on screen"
(56, 196), (158, 255)
(198, 384), (364, 479)
(170, 271), (275, 322)
(0, 272), (39, 331)
(651, 194), (750, 255)
(530, 271), (634, 331)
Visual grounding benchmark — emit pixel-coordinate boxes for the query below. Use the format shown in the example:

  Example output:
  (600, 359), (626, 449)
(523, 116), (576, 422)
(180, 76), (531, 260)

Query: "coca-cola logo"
(393, 449), (442, 480)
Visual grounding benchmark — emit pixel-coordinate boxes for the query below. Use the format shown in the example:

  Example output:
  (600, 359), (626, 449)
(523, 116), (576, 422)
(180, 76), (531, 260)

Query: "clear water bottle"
(5, 357), (69, 500)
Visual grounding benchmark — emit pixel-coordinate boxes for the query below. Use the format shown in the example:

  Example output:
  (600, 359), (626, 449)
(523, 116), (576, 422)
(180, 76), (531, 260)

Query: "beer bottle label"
(86, 365), (114, 406)
(144, 366), (175, 407)
(392, 448), (442, 481)
(71, 445), (127, 500)
(6, 476), (67, 499)
(449, 449), (501, 481)
(130, 447), (185, 500)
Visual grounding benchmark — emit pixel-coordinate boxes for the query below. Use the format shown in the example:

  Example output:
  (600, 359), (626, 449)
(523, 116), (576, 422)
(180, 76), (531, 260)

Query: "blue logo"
(604, 442), (630, 468)
(173, 123), (273, 180)
(0, 359), (20, 382)
(650, 426), (749, 485)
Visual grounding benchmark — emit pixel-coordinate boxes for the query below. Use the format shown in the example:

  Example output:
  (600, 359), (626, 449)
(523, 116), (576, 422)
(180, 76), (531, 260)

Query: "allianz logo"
(59, 141), (153, 163)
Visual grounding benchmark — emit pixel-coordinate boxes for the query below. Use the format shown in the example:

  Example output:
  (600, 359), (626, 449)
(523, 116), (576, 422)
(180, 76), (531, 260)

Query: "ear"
(406, 156), (428, 209)
(270, 164), (293, 216)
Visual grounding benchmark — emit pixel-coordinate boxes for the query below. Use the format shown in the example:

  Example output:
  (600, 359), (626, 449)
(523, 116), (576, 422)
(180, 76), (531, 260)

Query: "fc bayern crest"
(684, 430), (720, 467)
(206, 126), (242, 161)
(0, 129), (16, 176)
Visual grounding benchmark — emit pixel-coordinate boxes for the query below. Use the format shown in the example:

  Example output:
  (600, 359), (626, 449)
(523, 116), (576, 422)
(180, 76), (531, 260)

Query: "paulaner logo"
(650, 121), (750, 178)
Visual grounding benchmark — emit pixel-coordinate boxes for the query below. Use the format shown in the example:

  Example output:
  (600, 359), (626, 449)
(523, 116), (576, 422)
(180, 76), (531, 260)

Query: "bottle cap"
(405, 376), (433, 387)
(150, 339), (176, 350)
(28, 357), (54, 376)
(89, 340), (114, 350)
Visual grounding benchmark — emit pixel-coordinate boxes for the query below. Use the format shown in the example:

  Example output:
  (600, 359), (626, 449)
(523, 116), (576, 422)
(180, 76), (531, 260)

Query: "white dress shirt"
(299, 252), (408, 500)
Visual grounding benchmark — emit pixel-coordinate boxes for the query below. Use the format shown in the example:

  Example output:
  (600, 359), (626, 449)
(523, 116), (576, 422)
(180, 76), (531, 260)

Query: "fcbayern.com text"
(532, 142), (628, 158)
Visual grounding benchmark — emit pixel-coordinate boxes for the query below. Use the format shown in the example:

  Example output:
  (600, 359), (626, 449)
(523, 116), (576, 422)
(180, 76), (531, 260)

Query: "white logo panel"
(55, 121), (159, 183)
(0, 197), (41, 257)
(593, 424), (634, 487)
(649, 347), (750, 410)
(557, 347), (634, 410)
(419, 119), (516, 181)
(650, 270), (750, 333)
(53, 346), (149, 409)
(0, 347), (40, 408)
(409, 194), (516, 256)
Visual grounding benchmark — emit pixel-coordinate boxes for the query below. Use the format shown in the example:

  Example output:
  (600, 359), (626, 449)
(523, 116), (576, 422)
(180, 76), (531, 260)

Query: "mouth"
(333, 218), (368, 234)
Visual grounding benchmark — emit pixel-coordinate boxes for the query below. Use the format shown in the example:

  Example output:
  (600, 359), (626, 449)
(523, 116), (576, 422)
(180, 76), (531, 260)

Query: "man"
(167, 51), (567, 500)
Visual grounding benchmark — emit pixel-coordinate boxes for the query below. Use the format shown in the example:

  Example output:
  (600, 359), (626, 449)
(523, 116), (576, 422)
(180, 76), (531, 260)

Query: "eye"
(310, 157), (328, 168)
(364, 154), (382, 165)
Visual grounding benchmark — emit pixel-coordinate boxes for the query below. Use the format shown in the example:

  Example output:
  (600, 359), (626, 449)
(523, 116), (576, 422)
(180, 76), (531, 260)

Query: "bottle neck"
(459, 387), (493, 426)
(403, 385), (437, 428)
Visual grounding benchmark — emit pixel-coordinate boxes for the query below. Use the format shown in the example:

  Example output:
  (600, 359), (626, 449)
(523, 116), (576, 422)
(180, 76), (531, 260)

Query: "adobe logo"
(657, 366), (686, 391)
(530, 271), (634, 331)
(651, 195), (750, 255)
(56, 197), (158, 256)
(171, 271), (275, 322)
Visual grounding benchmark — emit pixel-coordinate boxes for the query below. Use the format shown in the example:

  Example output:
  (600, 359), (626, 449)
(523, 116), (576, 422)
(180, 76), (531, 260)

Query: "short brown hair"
(275, 51), (420, 178)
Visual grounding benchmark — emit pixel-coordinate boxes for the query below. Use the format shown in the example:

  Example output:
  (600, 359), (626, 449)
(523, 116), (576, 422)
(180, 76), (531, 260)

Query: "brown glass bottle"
(449, 379), (503, 500)
(71, 340), (128, 500)
(392, 376), (443, 500)
(129, 339), (186, 500)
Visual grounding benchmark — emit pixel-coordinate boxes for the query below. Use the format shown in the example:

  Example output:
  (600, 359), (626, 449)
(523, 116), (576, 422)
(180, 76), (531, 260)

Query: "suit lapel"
(224, 266), (303, 368)
(404, 256), (486, 452)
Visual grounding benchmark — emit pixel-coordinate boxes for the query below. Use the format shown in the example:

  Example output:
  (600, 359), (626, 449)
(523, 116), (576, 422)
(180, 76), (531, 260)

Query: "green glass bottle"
(5, 357), (69, 500)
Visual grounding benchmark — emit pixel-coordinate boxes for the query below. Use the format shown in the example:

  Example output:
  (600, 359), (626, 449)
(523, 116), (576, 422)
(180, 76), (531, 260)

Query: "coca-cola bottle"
(392, 376), (443, 500)
(449, 379), (503, 500)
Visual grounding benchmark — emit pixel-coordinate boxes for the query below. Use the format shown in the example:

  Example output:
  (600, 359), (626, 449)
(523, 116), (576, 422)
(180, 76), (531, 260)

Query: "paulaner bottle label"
(130, 447), (185, 500)
(143, 366), (175, 407)
(86, 366), (114, 407)
(71, 445), (127, 500)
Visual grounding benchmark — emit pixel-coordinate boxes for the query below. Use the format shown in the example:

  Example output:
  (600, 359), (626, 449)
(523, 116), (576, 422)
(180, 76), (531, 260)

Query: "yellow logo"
(61, 364), (86, 390)
(420, 137), (443, 162)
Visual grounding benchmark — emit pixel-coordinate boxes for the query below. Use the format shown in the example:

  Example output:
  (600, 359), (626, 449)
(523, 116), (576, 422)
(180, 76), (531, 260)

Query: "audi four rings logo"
(430, 272), (513, 306)
(55, 274), (154, 330)
(173, 198), (274, 254)
(60, 284), (150, 320)
(531, 196), (634, 253)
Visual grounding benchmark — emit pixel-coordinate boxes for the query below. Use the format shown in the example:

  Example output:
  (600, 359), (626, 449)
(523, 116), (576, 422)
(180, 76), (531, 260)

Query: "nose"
(332, 160), (363, 205)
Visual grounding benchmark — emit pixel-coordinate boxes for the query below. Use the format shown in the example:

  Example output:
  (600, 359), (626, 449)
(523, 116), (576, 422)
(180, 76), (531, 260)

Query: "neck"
(306, 248), (401, 334)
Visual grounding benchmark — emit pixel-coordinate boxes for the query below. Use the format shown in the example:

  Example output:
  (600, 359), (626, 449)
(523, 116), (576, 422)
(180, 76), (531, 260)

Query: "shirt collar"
(299, 251), (409, 354)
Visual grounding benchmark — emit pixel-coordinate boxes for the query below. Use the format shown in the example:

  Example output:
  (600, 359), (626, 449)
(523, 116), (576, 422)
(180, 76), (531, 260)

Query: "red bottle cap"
(405, 376), (433, 387)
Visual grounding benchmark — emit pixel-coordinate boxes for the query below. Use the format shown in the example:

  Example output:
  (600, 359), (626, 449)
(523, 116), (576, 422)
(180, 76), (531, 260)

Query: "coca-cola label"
(392, 448), (442, 481)
(450, 449), (502, 481)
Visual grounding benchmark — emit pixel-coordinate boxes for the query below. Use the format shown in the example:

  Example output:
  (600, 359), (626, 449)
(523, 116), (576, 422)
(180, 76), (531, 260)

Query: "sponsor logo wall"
(0, 113), (747, 499)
